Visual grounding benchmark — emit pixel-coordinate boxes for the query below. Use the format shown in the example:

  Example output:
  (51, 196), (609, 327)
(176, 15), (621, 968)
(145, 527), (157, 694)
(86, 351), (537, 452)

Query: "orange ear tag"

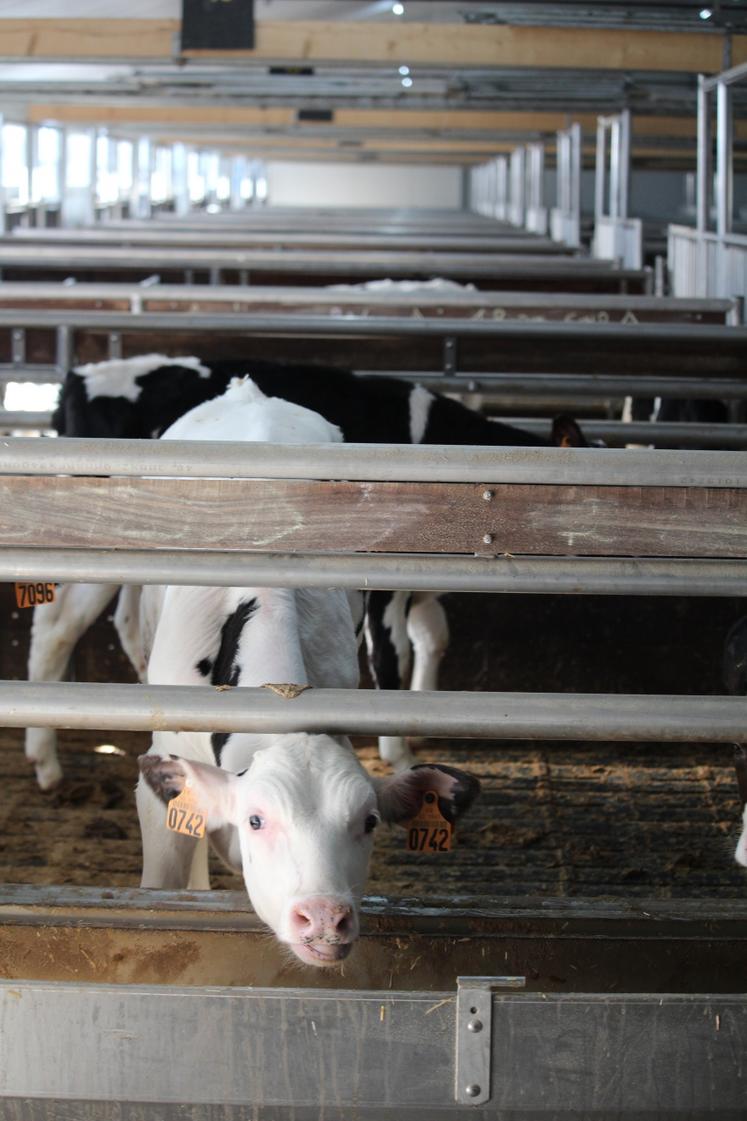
(166, 784), (206, 839)
(15, 582), (56, 609)
(405, 790), (453, 853)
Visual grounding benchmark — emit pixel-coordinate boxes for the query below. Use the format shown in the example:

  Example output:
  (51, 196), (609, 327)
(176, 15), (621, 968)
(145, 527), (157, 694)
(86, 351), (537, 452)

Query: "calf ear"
(376, 763), (480, 826)
(138, 754), (239, 830)
(551, 414), (588, 448)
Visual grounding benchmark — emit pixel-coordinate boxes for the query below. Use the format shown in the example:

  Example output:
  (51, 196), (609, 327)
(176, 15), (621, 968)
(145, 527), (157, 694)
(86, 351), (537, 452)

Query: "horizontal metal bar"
(8, 368), (747, 400)
(2, 437), (746, 488)
(0, 309), (741, 345)
(0, 411), (54, 429)
(0, 279), (733, 313)
(2, 983), (746, 1114)
(4, 413), (747, 447)
(0, 249), (639, 279)
(1, 681), (745, 741)
(701, 60), (747, 92)
(3, 550), (747, 596)
(506, 417), (747, 449)
(0, 365), (61, 385)
(6, 882), (747, 926)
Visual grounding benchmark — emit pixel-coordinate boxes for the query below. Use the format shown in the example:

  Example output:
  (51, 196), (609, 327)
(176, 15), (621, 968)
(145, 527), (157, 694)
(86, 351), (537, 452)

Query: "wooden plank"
(0, 477), (745, 558)
(2, 20), (744, 72)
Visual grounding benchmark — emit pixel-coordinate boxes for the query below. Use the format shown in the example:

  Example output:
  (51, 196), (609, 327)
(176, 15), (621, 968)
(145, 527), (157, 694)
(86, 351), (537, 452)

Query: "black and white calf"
(134, 378), (479, 967)
(27, 353), (585, 786)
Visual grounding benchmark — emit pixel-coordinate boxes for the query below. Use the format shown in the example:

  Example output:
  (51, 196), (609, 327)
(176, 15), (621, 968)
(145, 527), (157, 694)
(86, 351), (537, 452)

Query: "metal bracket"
(455, 975), (525, 1106)
(443, 335), (457, 375)
(11, 328), (26, 368)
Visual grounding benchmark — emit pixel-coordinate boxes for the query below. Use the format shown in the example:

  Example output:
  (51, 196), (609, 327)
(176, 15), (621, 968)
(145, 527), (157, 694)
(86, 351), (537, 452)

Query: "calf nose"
(288, 897), (355, 944)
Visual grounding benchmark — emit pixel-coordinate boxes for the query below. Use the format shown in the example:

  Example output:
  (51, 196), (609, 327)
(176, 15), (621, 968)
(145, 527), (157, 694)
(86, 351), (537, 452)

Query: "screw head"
(482, 489), (494, 501)
(482, 533), (494, 545)
(465, 1084), (482, 1098)
(467, 1018), (483, 1033)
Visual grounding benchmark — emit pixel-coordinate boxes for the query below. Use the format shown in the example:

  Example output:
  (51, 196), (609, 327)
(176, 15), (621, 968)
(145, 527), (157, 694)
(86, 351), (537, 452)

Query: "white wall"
(266, 161), (462, 209)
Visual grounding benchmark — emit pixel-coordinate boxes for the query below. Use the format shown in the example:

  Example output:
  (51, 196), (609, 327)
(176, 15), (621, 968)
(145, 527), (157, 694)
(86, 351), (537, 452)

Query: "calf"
(135, 378), (479, 966)
(27, 354), (585, 786)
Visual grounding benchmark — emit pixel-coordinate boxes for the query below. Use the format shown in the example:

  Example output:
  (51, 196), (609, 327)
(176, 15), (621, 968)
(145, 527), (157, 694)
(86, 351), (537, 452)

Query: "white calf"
(135, 379), (479, 966)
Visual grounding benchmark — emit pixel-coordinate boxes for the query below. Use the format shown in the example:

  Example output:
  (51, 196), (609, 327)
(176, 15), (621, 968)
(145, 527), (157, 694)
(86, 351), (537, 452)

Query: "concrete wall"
(266, 161), (463, 209)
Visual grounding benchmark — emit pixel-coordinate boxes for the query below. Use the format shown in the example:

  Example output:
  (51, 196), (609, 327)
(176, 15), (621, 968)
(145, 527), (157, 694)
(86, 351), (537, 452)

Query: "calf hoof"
(26, 729), (63, 790)
(34, 756), (64, 791)
(378, 736), (416, 773)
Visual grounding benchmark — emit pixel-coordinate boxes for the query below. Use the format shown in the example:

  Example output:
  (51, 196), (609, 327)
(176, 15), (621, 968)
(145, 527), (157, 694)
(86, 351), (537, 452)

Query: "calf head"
(139, 737), (479, 967)
(551, 414), (588, 448)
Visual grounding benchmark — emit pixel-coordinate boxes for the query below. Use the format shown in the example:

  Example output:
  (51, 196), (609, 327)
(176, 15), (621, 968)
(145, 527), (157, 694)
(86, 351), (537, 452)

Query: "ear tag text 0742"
(166, 784), (206, 839)
(405, 789), (453, 853)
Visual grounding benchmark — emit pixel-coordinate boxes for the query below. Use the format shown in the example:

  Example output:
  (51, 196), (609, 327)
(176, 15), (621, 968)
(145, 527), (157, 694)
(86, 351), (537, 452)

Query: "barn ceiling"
(0, 1), (745, 166)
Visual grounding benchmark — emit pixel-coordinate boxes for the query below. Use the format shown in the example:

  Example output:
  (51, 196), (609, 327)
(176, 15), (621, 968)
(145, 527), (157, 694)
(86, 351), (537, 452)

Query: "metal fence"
(668, 61), (747, 305)
(2, 437), (746, 739)
(3, 433), (747, 1115)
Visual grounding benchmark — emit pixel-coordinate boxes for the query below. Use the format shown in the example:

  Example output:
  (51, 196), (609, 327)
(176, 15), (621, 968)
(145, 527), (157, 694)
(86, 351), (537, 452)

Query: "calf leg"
(26, 582), (119, 789)
(364, 591), (414, 772)
(405, 594), (449, 749)
(407, 594), (449, 693)
(113, 585), (146, 681)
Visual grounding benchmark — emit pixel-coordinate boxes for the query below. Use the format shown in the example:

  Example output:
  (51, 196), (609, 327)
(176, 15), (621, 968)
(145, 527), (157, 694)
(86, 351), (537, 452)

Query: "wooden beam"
(0, 476), (745, 558)
(1, 20), (745, 71)
(28, 104), (591, 132)
(27, 103), (747, 148)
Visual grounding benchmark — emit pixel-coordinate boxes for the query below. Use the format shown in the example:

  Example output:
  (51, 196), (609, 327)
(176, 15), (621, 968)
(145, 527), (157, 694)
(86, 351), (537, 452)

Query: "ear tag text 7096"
(405, 790), (453, 853)
(166, 784), (206, 839)
(15, 583), (56, 609)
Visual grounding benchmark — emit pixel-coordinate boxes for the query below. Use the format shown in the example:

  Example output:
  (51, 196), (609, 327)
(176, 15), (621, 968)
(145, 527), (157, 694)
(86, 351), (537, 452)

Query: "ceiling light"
(392, 2), (405, 15)
(401, 76), (413, 88)
(699, 7), (712, 18)
(398, 65), (410, 76)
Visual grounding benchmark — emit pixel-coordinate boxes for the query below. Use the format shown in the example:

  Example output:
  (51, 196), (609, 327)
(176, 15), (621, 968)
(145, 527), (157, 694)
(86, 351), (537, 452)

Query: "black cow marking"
(211, 731), (231, 763)
(209, 597), (259, 763)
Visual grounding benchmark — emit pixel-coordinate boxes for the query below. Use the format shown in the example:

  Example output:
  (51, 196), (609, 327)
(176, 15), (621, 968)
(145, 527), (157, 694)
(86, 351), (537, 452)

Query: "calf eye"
(364, 813), (379, 834)
(249, 815), (263, 830)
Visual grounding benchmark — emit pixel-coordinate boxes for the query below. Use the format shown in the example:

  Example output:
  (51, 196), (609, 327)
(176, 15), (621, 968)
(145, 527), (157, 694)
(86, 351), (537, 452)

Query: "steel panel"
(1, 982), (745, 1115)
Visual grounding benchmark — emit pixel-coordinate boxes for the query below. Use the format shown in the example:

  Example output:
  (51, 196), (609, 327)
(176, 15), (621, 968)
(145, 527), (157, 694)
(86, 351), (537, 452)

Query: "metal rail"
(0, 245), (632, 277)
(4, 412), (747, 448)
(506, 417), (747, 449)
(14, 412), (747, 448)
(0, 308), (742, 344)
(0, 280), (732, 314)
(2, 437), (746, 488)
(4, 369), (747, 403)
(5, 228), (571, 255)
(3, 550), (745, 596)
(2, 681), (745, 741)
